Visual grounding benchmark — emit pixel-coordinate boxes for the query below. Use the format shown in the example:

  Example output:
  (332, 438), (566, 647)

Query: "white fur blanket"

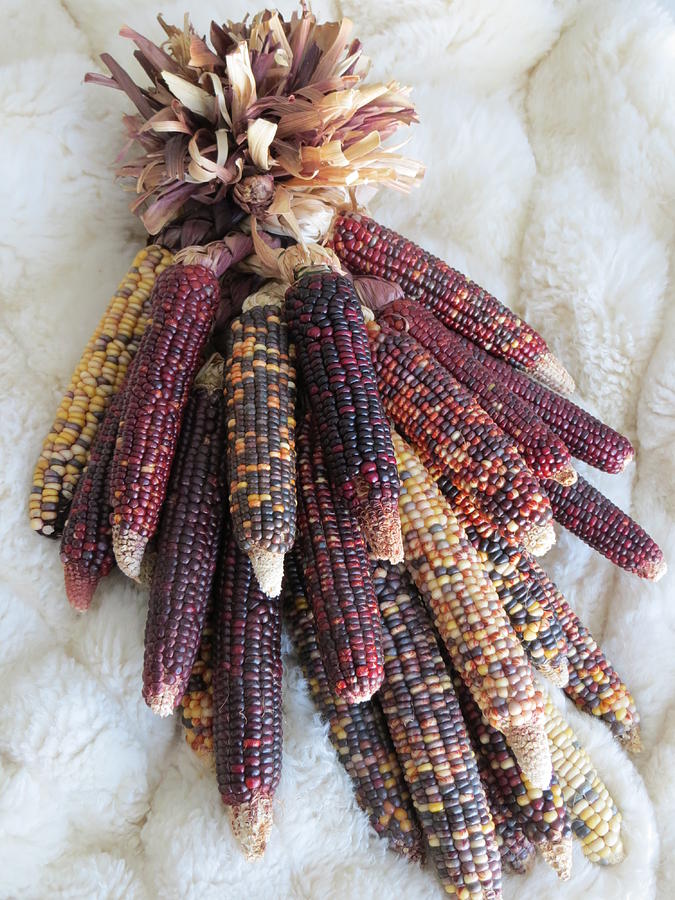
(2, 1), (674, 897)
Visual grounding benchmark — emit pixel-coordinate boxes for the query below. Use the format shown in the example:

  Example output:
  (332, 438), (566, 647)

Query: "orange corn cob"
(180, 603), (215, 760)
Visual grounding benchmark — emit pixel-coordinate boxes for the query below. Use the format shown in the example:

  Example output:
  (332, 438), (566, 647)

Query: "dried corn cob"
(285, 267), (403, 562)
(30, 245), (173, 537)
(180, 603), (215, 760)
(332, 213), (574, 394)
(378, 301), (575, 484)
(213, 528), (283, 860)
(372, 559), (502, 899)
(454, 673), (572, 879)
(143, 355), (227, 717)
(369, 321), (555, 556)
(524, 556), (640, 750)
(393, 431), (551, 789)
(59, 383), (126, 611)
(544, 473), (666, 580)
(110, 249), (223, 579)
(544, 694), (624, 865)
(448, 335), (634, 474)
(225, 283), (297, 598)
(284, 552), (423, 860)
(295, 417), (384, 703)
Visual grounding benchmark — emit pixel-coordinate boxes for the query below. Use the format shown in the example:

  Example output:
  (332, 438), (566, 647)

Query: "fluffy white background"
(1, 1), (674, 897)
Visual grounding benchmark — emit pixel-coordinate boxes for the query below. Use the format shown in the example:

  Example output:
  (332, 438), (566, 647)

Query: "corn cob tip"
(540, 836), (573, 881)
(523, 521), (556, 557)
(504, 719), (553, 790)
(357, 497), (404, 564)
(249, 547), (285, 598)
(509, 844), (536, 875)
(137, 549), (157, 587)
(621, 725), (643, 754)
(145, 683), (183, 717)
(619, 447), (635, 471)
(338, 677), (385, 705)
(538, 658), (569, 689)
(63, 567), (99, 612)
(228, 796), (273, 861)
(530, 352), (576, 397)
(550, 464), (578, 487)
(112, 526), (147, 581)
(643, 553), (667, 582)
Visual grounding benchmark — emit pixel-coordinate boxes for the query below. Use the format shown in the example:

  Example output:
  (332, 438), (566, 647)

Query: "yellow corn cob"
(544, 694), (624, 865)
(393, 430), (551, 789)
(29, 245), (173, 537)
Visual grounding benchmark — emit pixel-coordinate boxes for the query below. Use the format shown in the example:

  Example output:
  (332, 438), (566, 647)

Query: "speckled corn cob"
(525, 556), (640, 750)
(110, 258), (221, 579)
(59, 384), (125, 610)
(369, 321), (555, 556)
(225, 284), (297, 598)
(213, 528), (283, 860)
(454, 674), (572, 880)
(393, 431), (551, 789)
(332, 213), (574, 394)
(372, 559), (502, 899)
(284, 552), (423, 860)
(143, 355), (227, 717)
(285, 268), (403, 562)
(544, 474), (666, 580)
(180, 603), (215, 760)
(295, 417), (384, 702)
(544, 694), (624, 865)
(378, 301), (575, 484)
(30, 245), (173, 537)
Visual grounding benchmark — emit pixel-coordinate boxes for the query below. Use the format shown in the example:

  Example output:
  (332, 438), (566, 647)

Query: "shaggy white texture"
(1, 0), (673, 897)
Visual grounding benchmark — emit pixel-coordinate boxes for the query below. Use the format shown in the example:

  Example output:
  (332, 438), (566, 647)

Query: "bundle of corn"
(28, 4), (666, 894)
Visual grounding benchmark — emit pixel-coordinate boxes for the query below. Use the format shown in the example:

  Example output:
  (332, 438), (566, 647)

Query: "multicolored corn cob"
(225, 283), (297, 597)
(454, 674), (572, 880)
(295, 417), (384, 703)
(392, 431), (551, 789)
(143, 355), (227, 717)
(285, 267), (403, 562)
(30, 245), (173, 537)
(544, 694), (624, 865)
(180, 603), (215, 761)
(524, 556), (640, 749)
(59, 384), (126, 610)
(332, 213), (574, 394)
(213, 528), (283, 860)
(284, 552), (423, 860)
(368, 320), (555, 555)
(378, 301), (575, 484)
(372, 559), (502, 899)
(110, 252), (222, 579)
(544, 474), (666, 580)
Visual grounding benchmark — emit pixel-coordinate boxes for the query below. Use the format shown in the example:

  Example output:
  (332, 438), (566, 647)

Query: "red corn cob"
(523, 555), (640, 750)
(372, 559), (502, 899)
(284, 552), (424, 860)
(295, 416), (384, 703)
(451, 335), (634, 475)
(368, 320), (555, 556)
(332, 213), (574, 394)
(285, 267), (403, 563)
(59, 385), (126, 610)
(378, 301), (575, 484)
(142, 355), (227, 716)
(213, 527), (283, 859)
(544, 474), (666, 580)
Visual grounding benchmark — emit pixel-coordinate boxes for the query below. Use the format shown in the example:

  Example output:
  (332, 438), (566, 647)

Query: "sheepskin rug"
(2, 1), (674, 897)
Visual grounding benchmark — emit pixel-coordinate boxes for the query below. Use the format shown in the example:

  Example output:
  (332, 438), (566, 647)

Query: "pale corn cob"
(544, 694), (624, 865)
(393, 430), (551, 789)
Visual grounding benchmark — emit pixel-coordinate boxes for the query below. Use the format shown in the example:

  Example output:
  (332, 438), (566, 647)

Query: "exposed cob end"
(550, 464), (578, 487)
(620, 725), (643, 754)
(539, 658), (570, 689)
(643, 553), (667, 582)
(112, 525), (147, 581)
(357, 496), (404, 564)
(530, 352), (576, 397)
(145, 682), (183, 718)
(249, 547), (285, 599)
(137, 549), (157, 587)
(523, 521), (556, 557)
(63, 567), (99, 612)
(540, 836), (573, 881)
(338, 674), (385, 705)
(618, 445), (635, 471)
(228, 795), (273, 860)
(504, 718), (552, 790)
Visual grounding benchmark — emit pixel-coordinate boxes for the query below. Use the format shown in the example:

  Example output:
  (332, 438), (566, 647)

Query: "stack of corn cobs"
(29, 8), (666, 897)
